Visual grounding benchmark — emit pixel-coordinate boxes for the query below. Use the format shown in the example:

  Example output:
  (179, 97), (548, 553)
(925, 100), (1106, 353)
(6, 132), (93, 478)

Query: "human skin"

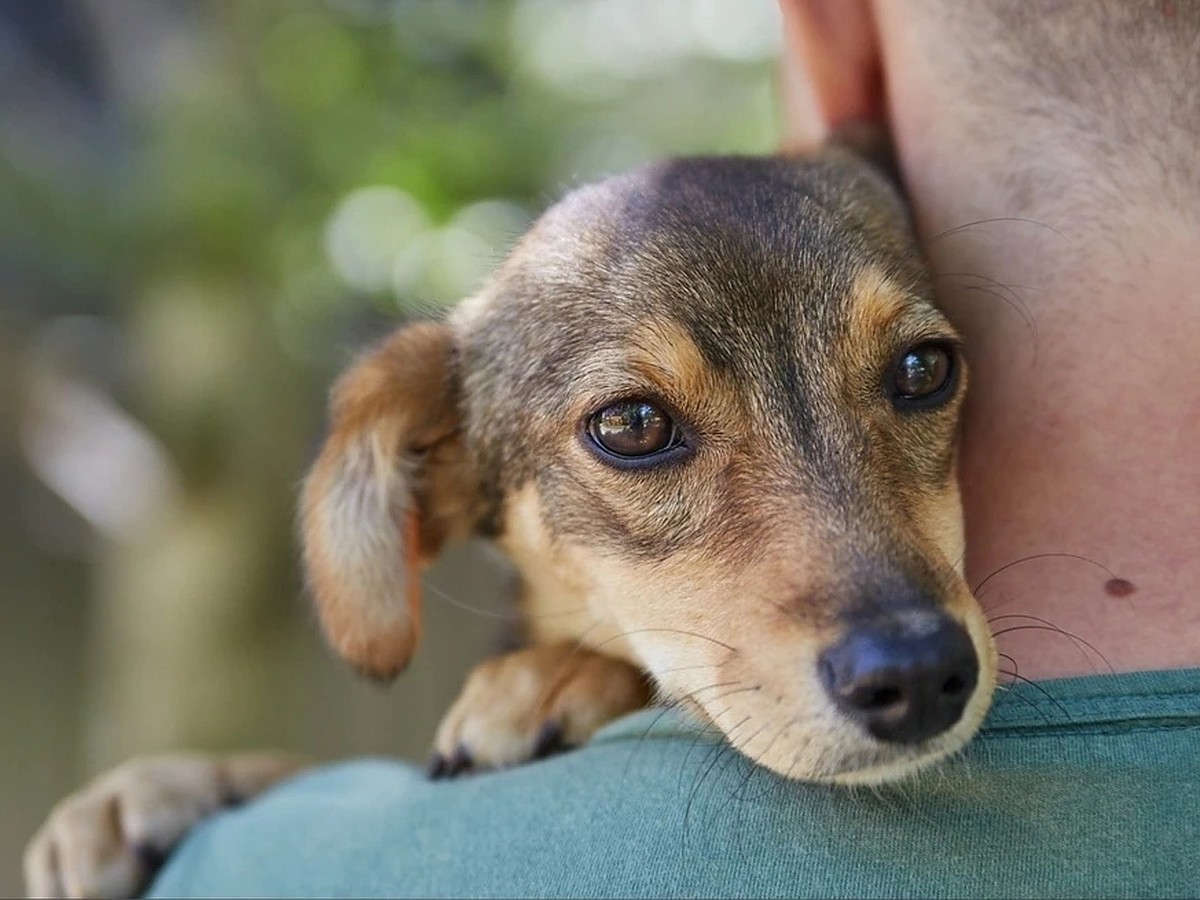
(780, 0), (1200, 680)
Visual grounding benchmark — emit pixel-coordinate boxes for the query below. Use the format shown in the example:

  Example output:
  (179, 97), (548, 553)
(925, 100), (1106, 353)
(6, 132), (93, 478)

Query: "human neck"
(898, 142), (1200, 680)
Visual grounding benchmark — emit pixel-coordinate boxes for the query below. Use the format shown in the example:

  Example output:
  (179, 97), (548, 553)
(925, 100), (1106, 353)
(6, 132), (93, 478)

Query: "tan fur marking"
(918, 477), (968, 578)
(626, 318), (718, 401)
(500, 483), (638, 661)
(847, 265), (914, 343)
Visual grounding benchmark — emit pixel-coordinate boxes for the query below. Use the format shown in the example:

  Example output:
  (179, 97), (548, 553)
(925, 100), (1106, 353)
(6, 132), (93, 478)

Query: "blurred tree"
(4, 0), (779, 771)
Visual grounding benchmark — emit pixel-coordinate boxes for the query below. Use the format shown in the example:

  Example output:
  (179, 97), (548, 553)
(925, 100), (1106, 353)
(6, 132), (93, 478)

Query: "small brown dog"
(25, 145), (997, 898)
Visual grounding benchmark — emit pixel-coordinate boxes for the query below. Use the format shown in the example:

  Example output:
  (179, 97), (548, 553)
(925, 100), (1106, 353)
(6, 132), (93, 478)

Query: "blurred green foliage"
(0, 4), (782, 890)
(3, 0), (778, 500)
(9, 0), (780, 352)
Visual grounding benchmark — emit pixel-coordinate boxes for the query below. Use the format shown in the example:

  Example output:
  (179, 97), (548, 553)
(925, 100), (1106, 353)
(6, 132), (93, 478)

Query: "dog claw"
(426, 744), (475, 780)
(445, 744), (474, 777)
(133, 842), (168, 875)
(425, 753), (448, 780)
(428, 725), (569, 779)
(426, 744), (477, 781)
(531, 721), (570, 760)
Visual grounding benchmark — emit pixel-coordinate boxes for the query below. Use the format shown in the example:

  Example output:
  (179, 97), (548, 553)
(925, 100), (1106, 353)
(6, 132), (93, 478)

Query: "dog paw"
(428, 644), (650, 778)
(23, 753), (307, 899)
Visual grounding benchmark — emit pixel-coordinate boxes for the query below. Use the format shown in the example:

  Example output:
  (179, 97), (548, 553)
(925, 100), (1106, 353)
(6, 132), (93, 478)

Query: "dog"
(25, 143), (997, 898)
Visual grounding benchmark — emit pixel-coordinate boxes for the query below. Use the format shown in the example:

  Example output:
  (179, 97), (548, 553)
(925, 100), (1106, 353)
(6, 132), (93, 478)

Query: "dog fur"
(302, 150), (995, 780)
(25, 146), (997, 898)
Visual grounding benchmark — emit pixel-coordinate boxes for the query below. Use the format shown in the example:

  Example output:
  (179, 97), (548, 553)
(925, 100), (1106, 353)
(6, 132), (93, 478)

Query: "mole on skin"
(1104, 578), (1136, 598)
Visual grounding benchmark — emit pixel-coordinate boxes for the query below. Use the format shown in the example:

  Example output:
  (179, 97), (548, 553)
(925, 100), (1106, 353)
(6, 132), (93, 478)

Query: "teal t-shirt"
(148, 668), (1200, 898)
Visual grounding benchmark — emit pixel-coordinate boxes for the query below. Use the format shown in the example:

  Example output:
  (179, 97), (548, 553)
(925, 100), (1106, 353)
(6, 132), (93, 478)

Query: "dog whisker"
(420, 578), (519, 620)
(979, 590), (1019, 613)
(619, 705), (698, 788)
(995, 679), (1054, 725)
(652, 662), (726, 675)
(997, 651), (1020, 674)
(674, 719), (735, 794)
(972, 551), (1119, 598)
(588, 628), (739, 655)
(710, 683), (762, 704)
(996, 663), (1071, 722)
(927, 215), (1067, 244)
(680, 714), (749, 799)
(989, 613), (1114, 674)
(731, 751), (776, 805)
(933, 270), (1040, 348)
(992, 622), (1113, 675)
(683, 718), (763, 850)
(711, 744), (763, 831)
(933, 270), (1039, 300)
(989, 609), (1074, 666)
(672, 680), (741, 701)
(942, 284), (1041, 361)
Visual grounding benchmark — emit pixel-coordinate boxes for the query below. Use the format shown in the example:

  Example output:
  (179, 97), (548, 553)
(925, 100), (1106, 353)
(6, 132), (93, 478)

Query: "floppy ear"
(300, 322), (477, 680)
(779, 0), (883, 151)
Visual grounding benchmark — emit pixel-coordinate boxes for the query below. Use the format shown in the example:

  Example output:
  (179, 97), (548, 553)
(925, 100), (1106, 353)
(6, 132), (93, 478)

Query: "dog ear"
(300, 322), (476, 680)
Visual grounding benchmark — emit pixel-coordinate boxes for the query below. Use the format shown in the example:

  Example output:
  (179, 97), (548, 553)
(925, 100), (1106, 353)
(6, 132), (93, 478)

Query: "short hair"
(908, 0), (1200, 213)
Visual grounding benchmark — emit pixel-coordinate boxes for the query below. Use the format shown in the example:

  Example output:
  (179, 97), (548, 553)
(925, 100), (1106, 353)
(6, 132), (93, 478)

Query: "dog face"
(302, 152), (997, 784)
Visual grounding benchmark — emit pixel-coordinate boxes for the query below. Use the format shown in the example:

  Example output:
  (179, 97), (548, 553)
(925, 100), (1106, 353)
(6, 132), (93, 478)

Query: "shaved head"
(889, 0), (1200, 215)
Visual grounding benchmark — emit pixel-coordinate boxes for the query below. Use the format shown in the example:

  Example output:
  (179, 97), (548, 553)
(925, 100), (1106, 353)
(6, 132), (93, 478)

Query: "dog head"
(301, 151), (997, 784)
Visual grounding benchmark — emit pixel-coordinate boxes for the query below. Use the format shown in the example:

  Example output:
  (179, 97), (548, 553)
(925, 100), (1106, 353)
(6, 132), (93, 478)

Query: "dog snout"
(817, 615), (978, 744)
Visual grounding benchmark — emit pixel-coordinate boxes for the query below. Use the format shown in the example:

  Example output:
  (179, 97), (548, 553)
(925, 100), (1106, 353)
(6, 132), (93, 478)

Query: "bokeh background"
(0, 0), (783, 889)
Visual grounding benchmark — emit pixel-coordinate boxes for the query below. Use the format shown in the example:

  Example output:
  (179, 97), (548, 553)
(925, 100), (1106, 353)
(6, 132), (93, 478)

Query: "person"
(147, 2), (1200, 896)
(781, 0), (1200, 680)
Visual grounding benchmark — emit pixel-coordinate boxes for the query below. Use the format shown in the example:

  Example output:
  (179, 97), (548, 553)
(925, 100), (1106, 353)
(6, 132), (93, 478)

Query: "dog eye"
(890, 342), (957, 408)
(587, 400), (682, 461)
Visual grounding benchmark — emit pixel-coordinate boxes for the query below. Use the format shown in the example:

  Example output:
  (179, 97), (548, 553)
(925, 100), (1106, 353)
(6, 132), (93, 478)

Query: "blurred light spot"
(424, 227), (496, 304)
(512, 0), (780, 99)
(691, 0), (781, 61)
(325, 186), (430, 293)
(451, 200), (532, 263)
(559, 129), (654, 181)
(392, 199), (531, 306)
(21, 376), (180, 541)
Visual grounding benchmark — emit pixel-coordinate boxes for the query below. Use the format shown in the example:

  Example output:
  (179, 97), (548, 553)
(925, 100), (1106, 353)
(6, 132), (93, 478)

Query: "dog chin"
(821, 686), (994, 786)
(759, 728), (970, 787)
(824, 739), (965, 786)
(724, 679), (995, 787)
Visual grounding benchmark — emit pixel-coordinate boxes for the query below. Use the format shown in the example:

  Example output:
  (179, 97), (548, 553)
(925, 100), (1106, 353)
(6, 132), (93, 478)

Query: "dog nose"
(817, 616), (978, 744)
